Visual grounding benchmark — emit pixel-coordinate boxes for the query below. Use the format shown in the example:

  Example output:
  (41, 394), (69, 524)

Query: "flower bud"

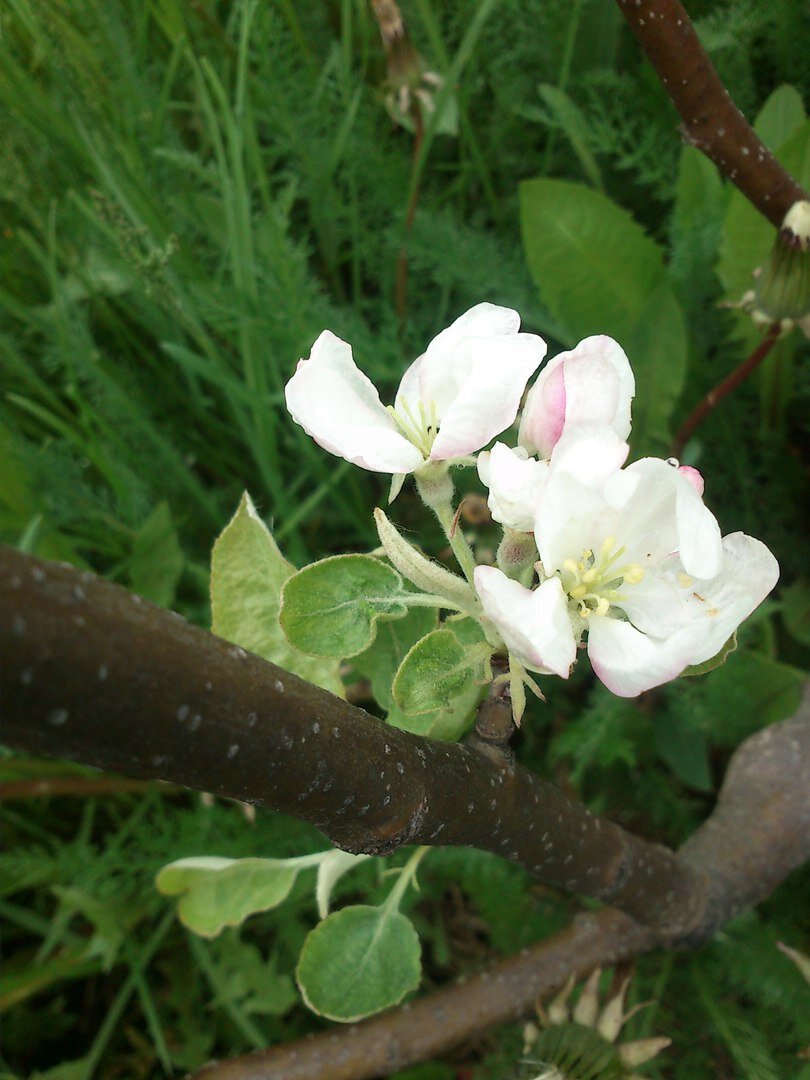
(754, 200), (810, 322)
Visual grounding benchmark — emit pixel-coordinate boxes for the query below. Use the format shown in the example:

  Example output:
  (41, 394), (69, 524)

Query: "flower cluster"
(285, 303), (778, 701)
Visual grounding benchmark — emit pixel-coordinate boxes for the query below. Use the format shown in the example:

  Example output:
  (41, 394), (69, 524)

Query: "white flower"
(518, 336), (635, 458)
(475, 426), (779, 697)
(477, 336), (634, 531)
(476, 442), (548, 532)
(284, 303), (547, 475)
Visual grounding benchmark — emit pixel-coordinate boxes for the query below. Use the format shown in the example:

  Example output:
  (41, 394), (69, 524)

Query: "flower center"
(387, 399), (439, 458)
(558, 535), (645, 618)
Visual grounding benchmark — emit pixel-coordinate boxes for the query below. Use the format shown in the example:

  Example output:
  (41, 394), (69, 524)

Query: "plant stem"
(671, 324), (781, 458)
(615, 0), (809, 228)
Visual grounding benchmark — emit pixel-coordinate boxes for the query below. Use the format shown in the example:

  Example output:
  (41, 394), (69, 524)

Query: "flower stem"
(671, 324), (781, 458)
(416, 470), (478, 585)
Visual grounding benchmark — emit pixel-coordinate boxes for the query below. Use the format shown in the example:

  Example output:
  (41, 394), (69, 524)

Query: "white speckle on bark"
(228, 744), (240, 759)
(21, 668), (33, 686)
(247, 712), (258, 727)
(312, 722), (320, 734)
(32, 566), (45, 582)
(275, 678), (285, 692)
(98, 665), (108, 681)
(73, 584), (86, 600)
(177, 704), (190, 721)
(188, 713), (202, 732)
(48, 709), (68, 726)
(12, 615), (26, 636)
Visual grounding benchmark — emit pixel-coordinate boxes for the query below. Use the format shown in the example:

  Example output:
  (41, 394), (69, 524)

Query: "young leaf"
(156, 857), (301, 938)
(374, 507), (476, 613)
(296, 904), (421, 1022)
(354, 607), (438, 710)
(392, 627), (486, 716)
(280, 554), (409, 659)
(211, 493), (343, 696)
(130, 501), (184, 607)
(654, 712), (713, 792)
(316, 850), (371, 920)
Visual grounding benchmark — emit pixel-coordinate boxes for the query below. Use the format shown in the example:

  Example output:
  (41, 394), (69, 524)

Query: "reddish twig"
(671, 323), (781, 458)
(0, 776), (154, 800)
(615, 0), (809, 229)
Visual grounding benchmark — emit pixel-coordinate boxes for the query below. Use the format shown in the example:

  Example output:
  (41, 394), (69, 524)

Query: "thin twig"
(0, 776), (154, 801)
(615, 0), (809, 229)
(671, 323), (781, 458)
(395, 103), (425, 327)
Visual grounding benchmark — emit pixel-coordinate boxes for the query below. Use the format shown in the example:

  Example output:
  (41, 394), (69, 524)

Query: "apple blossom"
(474, 426), (779, 697)
(284, 303), (547, 477)
(477, 336), (634, 532)
(518, 336), (635, 459)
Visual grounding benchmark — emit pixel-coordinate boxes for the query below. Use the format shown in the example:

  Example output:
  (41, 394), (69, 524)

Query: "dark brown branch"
(615, 0), (810, 229)
(194, 689), (810, 1080)
(671, 323), (781, 458)
(0, 545), (706, 935)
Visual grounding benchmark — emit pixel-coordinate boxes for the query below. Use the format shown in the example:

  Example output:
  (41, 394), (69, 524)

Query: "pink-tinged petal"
(677, 532), (779, 667)
(519, 336), (635, 457)
(285, 331), (424, 473)
(428, 333), (547, 459)
(474, 567), (576, 677)
(477, 442), (548, 532)
(678, 465), (704, 496)
(587, 617), (695, 697)
(518, 360), (566, 458)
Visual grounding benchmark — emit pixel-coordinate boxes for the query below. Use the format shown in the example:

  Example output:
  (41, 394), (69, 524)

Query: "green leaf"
(130, 501), (184, 607)
(753, 84), (806, 150)
(155, 857), (301, 938)
(296, 904), (421, 1022)
(280, 554), (409, 659)
(392, 627), (485, 716)
(519, 177), (687, 452)
(699, 649), (806, 747)
(354, 607), (438, 710)
(654, 712), (713, 792)
(316, 850), (372, 920)
(211, 493), (342, 696)
(681, 632), (737, 677)
(782, 579), (810, 646)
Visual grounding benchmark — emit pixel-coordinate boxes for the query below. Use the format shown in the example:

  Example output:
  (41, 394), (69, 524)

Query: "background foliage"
(1, 0), (808, 1077)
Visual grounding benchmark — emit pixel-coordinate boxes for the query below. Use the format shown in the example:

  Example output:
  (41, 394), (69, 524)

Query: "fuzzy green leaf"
(280, 554), (408, 659)
(211, 493), (343, 695)
(781, 579), (810, 646)
(296, 904), (421, 1022)
(354, 607), (438, 710)
(156, 857), (300, 938)
(392, 627), (484, 716)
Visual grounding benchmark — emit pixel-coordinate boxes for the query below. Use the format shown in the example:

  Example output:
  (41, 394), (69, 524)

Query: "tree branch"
(0, 545), (706, 935)
(2, 546), (808, 1080)
(615, 0), (810, 229)
(193, 688), (810, 1080)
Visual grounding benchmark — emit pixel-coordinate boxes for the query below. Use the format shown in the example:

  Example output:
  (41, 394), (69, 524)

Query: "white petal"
(586, 617), (696, 697)
(519, 336), (635, 457)
(474, 567), (576, 677)
(619, 459), (722, 578)
(535, 426), (629, 575)
(677, 532), (779, 666)
(427, 334), (546, 460)
(285, 331), (424, 473)
(478, 442), (548, 532)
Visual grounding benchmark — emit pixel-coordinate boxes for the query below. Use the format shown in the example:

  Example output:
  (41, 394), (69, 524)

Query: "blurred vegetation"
(1, 0), (809, 1077)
